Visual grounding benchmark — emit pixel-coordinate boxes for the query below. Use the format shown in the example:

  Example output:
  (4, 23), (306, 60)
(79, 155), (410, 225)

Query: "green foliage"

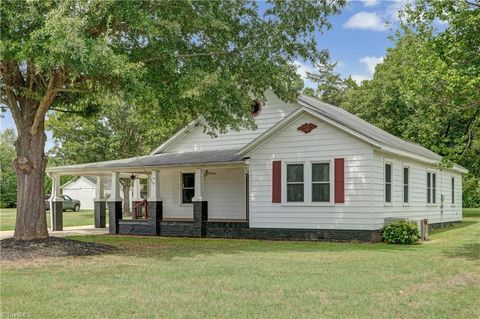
(381, 221), (420, 245)
(341, 1), (479, 203)
(46, 98), (184, 166)
(306, 55), (358, 106)
(0, 129), (17, 208)
(1, 0), (346, 135)
(463, 174), (480, 208)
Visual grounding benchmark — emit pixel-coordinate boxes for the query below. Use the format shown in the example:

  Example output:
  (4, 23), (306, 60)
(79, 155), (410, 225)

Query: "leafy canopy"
(1, 0), (345, 135)
(340, 0), (480, 206)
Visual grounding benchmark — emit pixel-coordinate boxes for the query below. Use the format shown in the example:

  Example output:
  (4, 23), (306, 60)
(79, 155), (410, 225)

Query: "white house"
(46, 91), (467, 241)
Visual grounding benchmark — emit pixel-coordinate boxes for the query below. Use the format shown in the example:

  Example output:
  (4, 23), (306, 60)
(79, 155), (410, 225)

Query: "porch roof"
(46, 150), (246, 175)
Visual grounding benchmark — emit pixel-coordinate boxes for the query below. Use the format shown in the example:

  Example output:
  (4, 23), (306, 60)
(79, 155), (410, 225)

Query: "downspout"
(440, 168), (444, 227)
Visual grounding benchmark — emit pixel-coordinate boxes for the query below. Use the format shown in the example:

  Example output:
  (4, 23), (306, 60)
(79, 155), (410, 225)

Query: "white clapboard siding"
(371, 150), (462, 228)
(164, 91), (299, 153)
(249, 112), (376, 230)
(159, 166), (246, 220)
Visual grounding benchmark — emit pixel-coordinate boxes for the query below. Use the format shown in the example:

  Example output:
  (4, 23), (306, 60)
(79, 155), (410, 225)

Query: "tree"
(0, 129), (17, 208)
(342, 0), (480, 206)
(0, 0), (345, 239)
(306, 56), (357, 106)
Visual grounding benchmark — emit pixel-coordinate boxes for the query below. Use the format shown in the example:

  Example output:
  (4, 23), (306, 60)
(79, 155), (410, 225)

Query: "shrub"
(381, 220), (420, 245)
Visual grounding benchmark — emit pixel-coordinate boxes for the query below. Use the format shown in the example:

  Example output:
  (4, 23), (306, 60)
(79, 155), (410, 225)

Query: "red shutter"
(334, 158), (345, 203)
(272, 161), (282, 203)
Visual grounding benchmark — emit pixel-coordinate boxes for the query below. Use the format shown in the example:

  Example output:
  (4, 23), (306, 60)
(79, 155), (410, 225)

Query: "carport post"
(108, 172), (123, 234)
(147, 170), (162, 235)
(192, 168), (208, 237)
(50, 174), (63, 231)
(94, 176), (106, 228)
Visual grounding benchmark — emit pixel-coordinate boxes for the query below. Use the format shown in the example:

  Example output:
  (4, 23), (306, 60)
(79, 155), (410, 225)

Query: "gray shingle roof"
(298, 95), (443, 161)
(47, 150), (245, 173)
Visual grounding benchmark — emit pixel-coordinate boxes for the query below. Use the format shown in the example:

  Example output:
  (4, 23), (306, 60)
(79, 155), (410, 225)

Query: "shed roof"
(47, 150), (246, 175)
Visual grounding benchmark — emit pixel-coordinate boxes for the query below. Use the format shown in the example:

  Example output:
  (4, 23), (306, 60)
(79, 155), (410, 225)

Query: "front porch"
(46, 150), (250, 237)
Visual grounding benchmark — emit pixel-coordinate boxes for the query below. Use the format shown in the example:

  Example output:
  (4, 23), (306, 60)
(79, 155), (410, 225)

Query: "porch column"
(108, 172), (122, 234)
(93, 176), (106, 228)
(132, 178), (142, 201)
(192, 168), (208, 237)
(131, 177), (143, 219)
(147, 170), (162, 235)
(50, 174), (63, 231)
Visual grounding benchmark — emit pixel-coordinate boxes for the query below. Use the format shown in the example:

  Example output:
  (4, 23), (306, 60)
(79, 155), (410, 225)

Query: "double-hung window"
(385, 163), (392, 204)
(286, 164), (304, 202)
(312, 163), (330, 202)
(427, 171), (437, 205)
(182, 173), (195, 204)
(403, 166), (409, 204)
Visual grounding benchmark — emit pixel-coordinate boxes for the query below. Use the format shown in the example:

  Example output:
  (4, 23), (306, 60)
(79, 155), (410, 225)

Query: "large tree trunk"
(121, 180), (131, 215)
(13, 119), (49, 240)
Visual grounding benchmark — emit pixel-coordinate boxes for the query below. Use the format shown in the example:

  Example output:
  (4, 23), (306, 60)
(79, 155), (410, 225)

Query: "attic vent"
(251, 100), (261, 117)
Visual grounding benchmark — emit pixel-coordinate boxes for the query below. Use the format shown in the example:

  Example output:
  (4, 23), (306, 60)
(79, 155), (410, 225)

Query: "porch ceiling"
(46, 149), (247, 175)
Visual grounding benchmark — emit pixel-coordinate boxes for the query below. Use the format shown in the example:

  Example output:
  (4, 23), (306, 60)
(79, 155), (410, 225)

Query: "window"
(182, 173), (195, 203)
(403, 166), (409, 204)
(312, 163), (330, 202)
(286, 164), (304, 202)
(427, 171), (437, 204)
(451, 177), (455, 204)
(251, 100), (261, 116)
(385, 163), (392, 203)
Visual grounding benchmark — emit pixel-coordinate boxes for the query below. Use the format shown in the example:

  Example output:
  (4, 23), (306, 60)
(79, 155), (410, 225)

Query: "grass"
(1, 209), (479, 319)
(0, 208), (103, 231)
(463, 207), (480, 217)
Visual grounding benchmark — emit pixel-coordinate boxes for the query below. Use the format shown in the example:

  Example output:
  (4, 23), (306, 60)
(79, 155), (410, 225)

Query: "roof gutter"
(45, 161), (247, 176)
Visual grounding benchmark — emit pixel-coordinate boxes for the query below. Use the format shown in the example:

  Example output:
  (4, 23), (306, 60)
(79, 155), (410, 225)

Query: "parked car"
(45, 195), (81, 212)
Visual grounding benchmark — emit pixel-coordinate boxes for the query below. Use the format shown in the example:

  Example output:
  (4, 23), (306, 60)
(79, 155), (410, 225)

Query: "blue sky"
(0, 0), (406, 149)
(297, 0), (407, 87)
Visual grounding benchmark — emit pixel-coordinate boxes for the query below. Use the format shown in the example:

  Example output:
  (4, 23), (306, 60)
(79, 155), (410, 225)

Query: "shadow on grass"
(443, 243), (480, 261)
(429, 220), (478, 235)
(67, 234), (427, 261)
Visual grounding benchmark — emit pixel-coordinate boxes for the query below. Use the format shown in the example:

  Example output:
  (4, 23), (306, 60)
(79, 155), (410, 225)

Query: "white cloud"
(335, 61), (345, 68)
(349, 56), (384, 84)
(359, 56), (384, 74)
(386, 1), (406, 22)
(351, 74), (370, 84)
(363, 0), (379, 7)
(293, 61), (316, 80)
(293, 61), (317, 89)
(343, 11), (386, 31)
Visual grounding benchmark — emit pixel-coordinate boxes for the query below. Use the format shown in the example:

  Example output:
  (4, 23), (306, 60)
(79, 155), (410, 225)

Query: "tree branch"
(465, 0), (480, 8)
(57, 87), (94, 94)
(140, 51), (233, 63)
(0, 63), (24, 128)
(30, 71), (64, 136)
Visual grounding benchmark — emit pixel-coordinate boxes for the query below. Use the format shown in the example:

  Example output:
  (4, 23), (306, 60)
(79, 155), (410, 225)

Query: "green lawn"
(1, 209), (479, 319)
(0, 208), (101, 231)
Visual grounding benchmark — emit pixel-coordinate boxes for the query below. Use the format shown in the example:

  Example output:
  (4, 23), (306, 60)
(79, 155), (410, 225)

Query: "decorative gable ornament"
(297, 123), (317, 134)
